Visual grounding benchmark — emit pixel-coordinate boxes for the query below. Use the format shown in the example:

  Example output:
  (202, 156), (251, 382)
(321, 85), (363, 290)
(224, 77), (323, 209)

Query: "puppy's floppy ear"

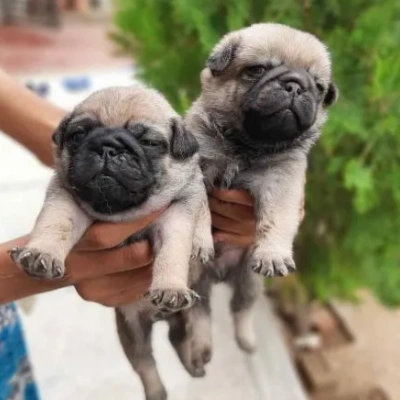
(52, 114), (73, 147)
(324, 83), (339, 107)
(52, 129), (62, 147)
(170, 118), (199, 161)
(206, 38), (240, 76)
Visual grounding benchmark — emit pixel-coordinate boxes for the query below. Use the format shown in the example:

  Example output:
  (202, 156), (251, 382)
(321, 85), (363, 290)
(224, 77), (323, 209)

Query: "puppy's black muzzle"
(242, 67), (318, 145)
(68, 128), (156, 214)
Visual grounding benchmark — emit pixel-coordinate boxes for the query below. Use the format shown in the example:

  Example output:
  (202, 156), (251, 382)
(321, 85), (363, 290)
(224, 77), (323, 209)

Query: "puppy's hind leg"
(229, 266), (263, 353)
(115, 308), (167, 400)
(168, 270), (213, 378)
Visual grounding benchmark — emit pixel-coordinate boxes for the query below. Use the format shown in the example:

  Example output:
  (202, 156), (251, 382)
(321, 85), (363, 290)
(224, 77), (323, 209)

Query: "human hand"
(74, 187), (306, 305)
(0, 209), (165, 306)
(209, 188), (306, 247)
(209, 189), (256, 246)
(72, 209), (166, 307)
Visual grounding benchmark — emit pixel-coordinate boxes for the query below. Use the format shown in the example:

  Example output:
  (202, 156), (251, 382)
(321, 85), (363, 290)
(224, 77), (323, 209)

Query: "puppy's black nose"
(285, 81), (302, 95)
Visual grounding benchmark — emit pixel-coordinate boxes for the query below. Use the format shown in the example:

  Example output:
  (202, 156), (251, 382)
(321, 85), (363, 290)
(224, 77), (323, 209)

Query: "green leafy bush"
(113, 0), (400, 305)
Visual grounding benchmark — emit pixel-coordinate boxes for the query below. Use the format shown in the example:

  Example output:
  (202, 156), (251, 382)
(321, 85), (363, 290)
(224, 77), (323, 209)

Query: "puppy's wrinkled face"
(53, 86), (198, 215)
(202, 23), (338, 149)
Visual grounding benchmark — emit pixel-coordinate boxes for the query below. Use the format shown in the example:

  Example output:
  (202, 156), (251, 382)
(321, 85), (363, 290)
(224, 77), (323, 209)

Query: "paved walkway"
(327, 291), (400, 399)
(0, 19), (129, 74)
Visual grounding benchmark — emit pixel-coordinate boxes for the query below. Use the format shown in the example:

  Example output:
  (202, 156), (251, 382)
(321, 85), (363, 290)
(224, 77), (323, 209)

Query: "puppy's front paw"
(191, 228), (215, 264)
(147, 288), (199, 313)
(191, 242), (215, 264)
(9, 247), (65, 280)
(247, 246), (296, 277)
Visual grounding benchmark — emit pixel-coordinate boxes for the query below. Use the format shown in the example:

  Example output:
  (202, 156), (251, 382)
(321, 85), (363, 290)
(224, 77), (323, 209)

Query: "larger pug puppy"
(9, 85), (214, 400)
(168, 23), (338, 377)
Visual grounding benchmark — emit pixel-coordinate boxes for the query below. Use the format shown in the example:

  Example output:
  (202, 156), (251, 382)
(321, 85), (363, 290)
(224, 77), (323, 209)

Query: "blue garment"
(0, 303), (40, 400)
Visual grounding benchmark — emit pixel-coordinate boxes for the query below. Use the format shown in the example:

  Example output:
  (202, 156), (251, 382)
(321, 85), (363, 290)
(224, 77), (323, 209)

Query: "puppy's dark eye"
(243, 65), (266, 79)
(70, 127), (86, 145)
(316, 83), (325, 93)
(141, 139), (161, 147)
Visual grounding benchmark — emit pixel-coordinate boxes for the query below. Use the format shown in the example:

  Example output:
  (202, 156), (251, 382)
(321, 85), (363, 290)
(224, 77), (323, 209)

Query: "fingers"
(213, 231), (253, 247)
(209, 196), (254, 222)
(77, 208), (166, 251)
(76, 267), (152, 307)
(211, 213), (256, 236)
(210, 188), (253, 206)
(209, 189), (255, 246)
(65, 241), (153, 282)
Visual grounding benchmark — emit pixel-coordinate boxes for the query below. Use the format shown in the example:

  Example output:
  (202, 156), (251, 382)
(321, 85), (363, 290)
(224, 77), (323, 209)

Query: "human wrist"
(0, 236), (68, 304)
(0, 236), (30, 304)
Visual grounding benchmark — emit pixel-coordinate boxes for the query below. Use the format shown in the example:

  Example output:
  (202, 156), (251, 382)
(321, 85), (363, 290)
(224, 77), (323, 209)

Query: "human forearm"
(0, 70), (65, 166)
(0, 234), (153, 305)
(0, 210), (162, 305)
(0, 236), (67, 304)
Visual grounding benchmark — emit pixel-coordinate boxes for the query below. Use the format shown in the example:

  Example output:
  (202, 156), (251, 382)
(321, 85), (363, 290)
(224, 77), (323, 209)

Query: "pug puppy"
(168, 23), (338, 377)
(9, 85), (214, 400)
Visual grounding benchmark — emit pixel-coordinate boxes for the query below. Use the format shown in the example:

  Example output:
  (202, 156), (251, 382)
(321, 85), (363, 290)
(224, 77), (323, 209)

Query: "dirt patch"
(268, 286), (393, 400)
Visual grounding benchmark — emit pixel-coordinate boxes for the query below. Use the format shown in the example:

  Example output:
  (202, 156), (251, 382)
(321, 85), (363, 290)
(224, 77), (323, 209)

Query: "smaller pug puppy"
(9, 85), (213, 400)
(169, 23), (338, 377)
